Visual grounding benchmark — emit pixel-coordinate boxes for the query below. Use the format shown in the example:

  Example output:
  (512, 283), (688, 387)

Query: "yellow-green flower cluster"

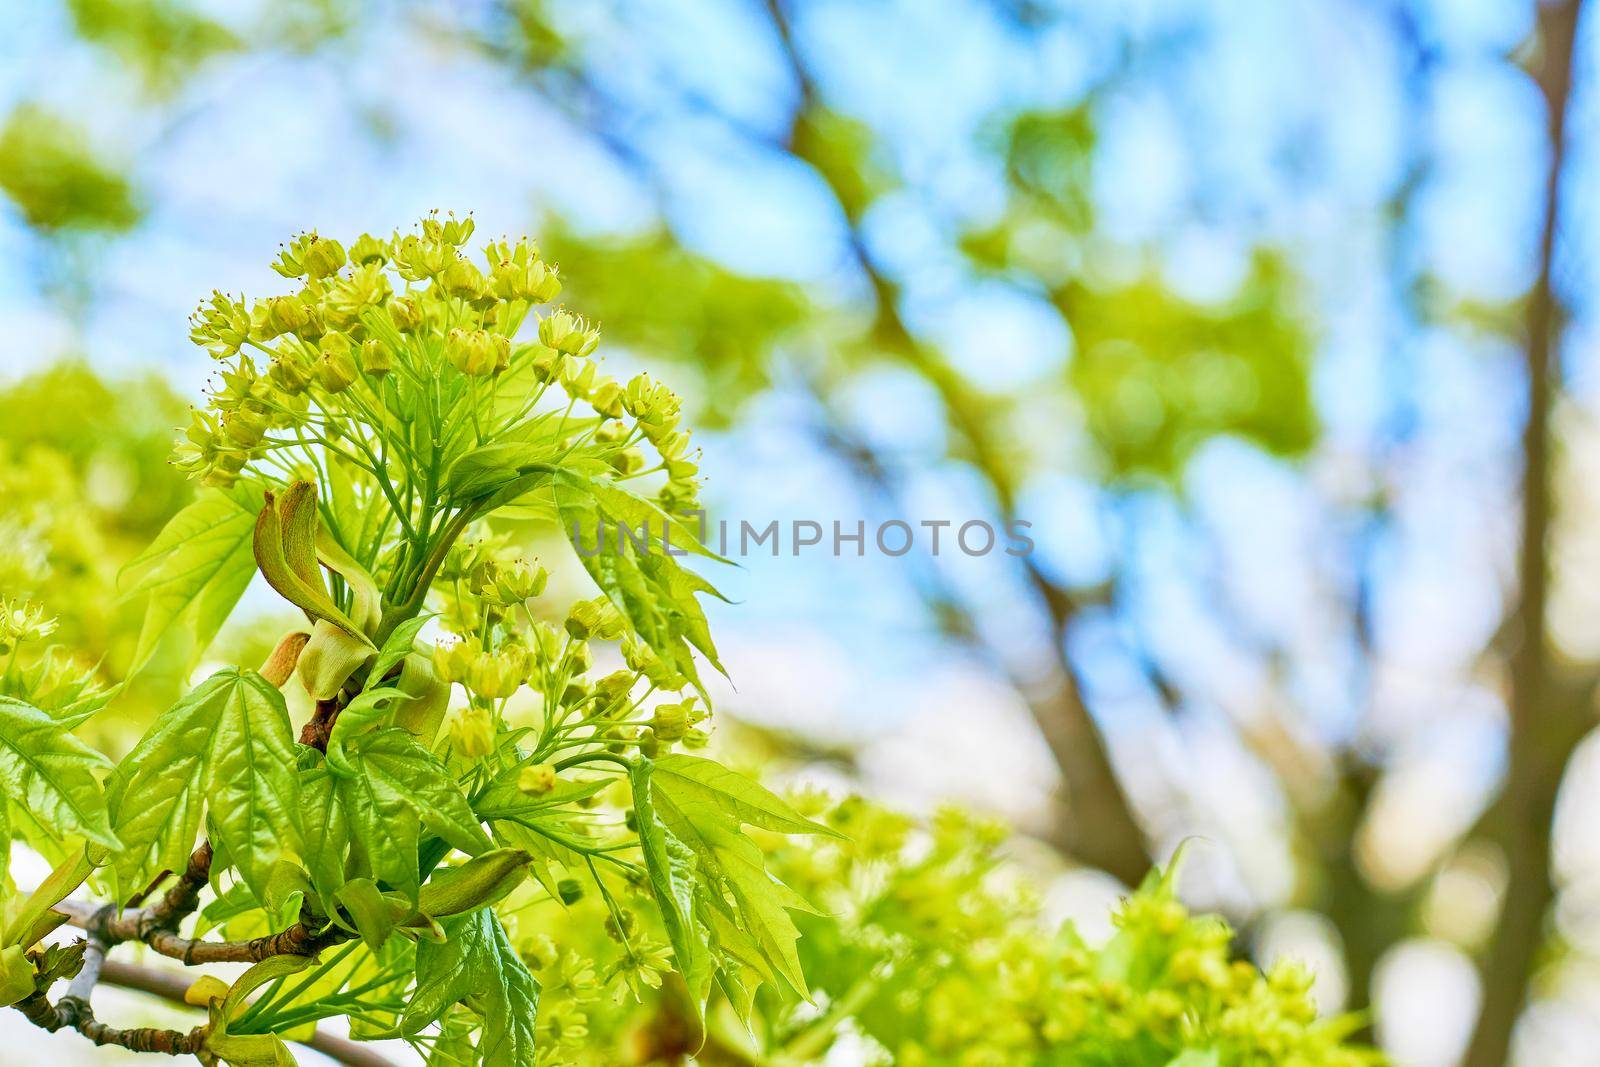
(429, 530), (708, 766)
(178, 213), (702, 515)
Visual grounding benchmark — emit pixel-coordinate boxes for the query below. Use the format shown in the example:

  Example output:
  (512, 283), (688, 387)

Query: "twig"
(95, 959), (399, 1067)
(55, 898), (349, 965)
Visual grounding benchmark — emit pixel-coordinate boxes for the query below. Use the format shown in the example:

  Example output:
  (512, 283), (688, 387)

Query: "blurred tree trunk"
(1462, 2), (1585, 1064)
(760, 0), (1156, 887)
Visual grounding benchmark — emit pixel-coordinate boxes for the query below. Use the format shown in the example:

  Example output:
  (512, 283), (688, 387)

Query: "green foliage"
(65, 0), (237, 93)
(543, 225), (810, 423)
(403, 908), (540, 1064)
(1060, 251), (1317, 478)
(0, 103), (142, 232)
(963, 107), (1316, 479)
(0, 695), (119, 859)
(0, 217), (831, 1066)
(107, 668), (299, 902)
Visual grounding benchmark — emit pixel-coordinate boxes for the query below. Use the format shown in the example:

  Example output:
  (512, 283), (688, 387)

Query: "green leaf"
(631, 759), (711, 1021)
(107, 668), (300, 902)
(1166, 1053), (1221, 1067)
(652, 754), (840, 838)
(121, 485), (262, 673)
(471, 766), (610, 822)
(337, 729), (490, 902)
(335, 878), (398, 952)
(325, 686), (407, 774)
(402, 908), (539, 1066)
(367, 614), (432, 690)
(657, 790), (812, 997)
(223, 955), (314, 1017)
(553, 471), (729, 693)
(445, 439), (559, 506)
(298, 765), (348, 905)
(351, 729), (490, 856)
(0, 696), (118, 850)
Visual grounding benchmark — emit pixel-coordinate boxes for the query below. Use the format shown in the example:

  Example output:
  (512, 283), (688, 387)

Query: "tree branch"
(55, 898), (348, 965)
(762, 0), (1153, 884)
(94, 959), (399, 1067)
(1463, 2), (1586, 1063)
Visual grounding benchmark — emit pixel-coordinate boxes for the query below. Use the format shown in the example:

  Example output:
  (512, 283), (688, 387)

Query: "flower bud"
(449, 705), (496, 758)
(445, 328), (501, 377)
(360, 338), (393, 376)
(221, 408), (269, 448)
(651, 701), (688, 742)
(264, 294), (310, 337)
(316, 333), (359, 393)
(623, 637), (685, 690)
(440, 257), (487, 302)
(523, 260), (562, 303)
(560, 357), (596, 399)
(349, 233), (387, 265)
(388, 296), (423, 333)
(468, 648), (524, 700)
(530, 345), (565, 384)
(565, 598), (621, 640)
(302, 235), (347, 279)
(563, 641), (593, 677)
(424, 211), (475, 246)
(590, 377), (626, 419)
(682, 727), (710, 749)
(467, 560), (501, 599)
(609, 448), (647, 476)
(432, 638), (476, 685)
(592, 670), (636, 715)
(531, 621), (565, 666)
(518, 763), (557, 796)
(556, 878), (583, 905)
(595, 419), (629, 445)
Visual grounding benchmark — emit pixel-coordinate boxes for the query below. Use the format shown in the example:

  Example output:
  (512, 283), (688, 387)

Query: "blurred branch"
(1463, 2), (1587, 1063)
(754, 0), (1155, 884)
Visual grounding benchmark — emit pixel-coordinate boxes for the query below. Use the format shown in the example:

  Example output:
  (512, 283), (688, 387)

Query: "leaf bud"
(418, 848), (531, 918)
(183, 976), (231, 1007)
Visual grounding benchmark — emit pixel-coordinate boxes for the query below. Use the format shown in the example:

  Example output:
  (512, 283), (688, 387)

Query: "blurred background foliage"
(0, 0), (1595, 1064)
